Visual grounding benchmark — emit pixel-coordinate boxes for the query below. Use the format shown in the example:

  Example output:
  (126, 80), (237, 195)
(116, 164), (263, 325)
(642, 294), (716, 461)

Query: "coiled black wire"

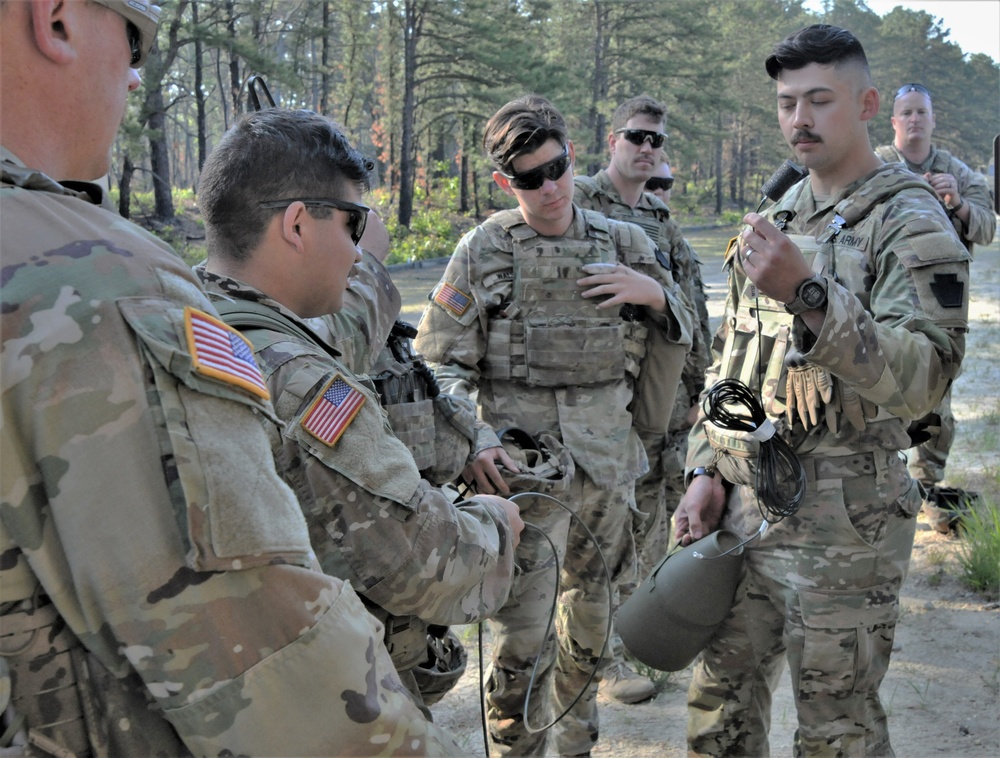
(704, 378), (806, 522)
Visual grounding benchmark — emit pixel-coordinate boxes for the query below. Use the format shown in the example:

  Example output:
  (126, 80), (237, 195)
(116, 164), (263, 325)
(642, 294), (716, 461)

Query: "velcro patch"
(185, 307), (270, 399)
(301, 374), (366, 446)
(434, 282), (472, 316)
(929, 273), (965, 308)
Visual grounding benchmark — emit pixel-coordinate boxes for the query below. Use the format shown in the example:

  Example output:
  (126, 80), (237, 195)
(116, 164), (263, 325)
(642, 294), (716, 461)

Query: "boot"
(598, 659), (656, 704)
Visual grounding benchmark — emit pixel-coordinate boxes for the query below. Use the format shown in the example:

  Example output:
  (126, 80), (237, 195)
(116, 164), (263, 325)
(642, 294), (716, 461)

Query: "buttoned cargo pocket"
(118, 297), (313, 572)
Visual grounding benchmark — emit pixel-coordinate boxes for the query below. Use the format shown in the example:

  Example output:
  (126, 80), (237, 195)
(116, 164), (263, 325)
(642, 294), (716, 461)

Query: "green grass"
(955, 497), (1000, 599)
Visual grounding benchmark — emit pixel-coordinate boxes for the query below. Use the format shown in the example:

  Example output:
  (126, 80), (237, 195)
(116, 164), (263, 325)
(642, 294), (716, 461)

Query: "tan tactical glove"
(784, 349), (833, 429)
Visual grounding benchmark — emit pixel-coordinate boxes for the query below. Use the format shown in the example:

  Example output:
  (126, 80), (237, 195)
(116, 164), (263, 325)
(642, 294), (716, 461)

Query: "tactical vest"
(480, 209), (647, 387)
(714, 170), (936, 451)
(211, 299), (429, 673)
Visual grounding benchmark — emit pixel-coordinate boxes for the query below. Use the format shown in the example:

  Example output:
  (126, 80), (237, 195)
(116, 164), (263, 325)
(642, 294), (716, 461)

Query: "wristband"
(948, 200), (965, 216)
(687, 465), (716, 487)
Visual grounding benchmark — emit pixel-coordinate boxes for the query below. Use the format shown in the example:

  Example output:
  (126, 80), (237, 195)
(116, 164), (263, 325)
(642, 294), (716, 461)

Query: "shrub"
(955, 497), (1000, 599)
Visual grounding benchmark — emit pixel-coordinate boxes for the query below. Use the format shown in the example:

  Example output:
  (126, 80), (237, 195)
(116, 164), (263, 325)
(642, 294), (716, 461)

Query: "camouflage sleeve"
(798, 188), (970, 421)
(0, 247), (458, 755)
(265, 352), (516, 625)
(413, 226), (500, 399)
(307, 249), (401, 373)
(953, 159), (996, 248)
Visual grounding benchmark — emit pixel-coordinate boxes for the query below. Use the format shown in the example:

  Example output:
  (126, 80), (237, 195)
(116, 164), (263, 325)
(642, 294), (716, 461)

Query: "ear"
(859, 86), (880, 123)
(492, 171), (516, 197)
(567, 140), (576, 167)
(607, 130), (617, 155)
(280, 202), (310, 252)
(32, 0), (76, 65)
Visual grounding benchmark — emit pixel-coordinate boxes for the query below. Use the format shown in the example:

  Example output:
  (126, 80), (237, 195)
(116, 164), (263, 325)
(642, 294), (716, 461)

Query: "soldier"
(675, 25), (969, 755)
(573, 95), (711, 705)
(645, 157), (675, 203)
(0, 1), (463, 755)
(194, 107), (523, 712)
(875, 83), (996, 515)
(414, 94), (695, 756)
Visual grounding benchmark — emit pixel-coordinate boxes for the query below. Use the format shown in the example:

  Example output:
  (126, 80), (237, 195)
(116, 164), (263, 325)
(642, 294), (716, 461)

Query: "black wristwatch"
(784, 275), (828, 315)
(686, 465), (716, 487)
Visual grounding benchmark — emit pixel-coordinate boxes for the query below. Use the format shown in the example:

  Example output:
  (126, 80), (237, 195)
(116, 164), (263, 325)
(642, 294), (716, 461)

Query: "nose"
(792, 103), (813, 129)
(353, 245), (363, 262)
(128, 69), (142, 92)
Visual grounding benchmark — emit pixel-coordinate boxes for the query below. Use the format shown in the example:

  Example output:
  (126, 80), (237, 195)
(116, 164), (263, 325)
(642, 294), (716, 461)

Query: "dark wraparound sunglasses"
(499, 145), (571, 190)
(127, 22), (142, 66)
(615, 129), (667, 149)
(259, 197), (370, 245)
(645, 176), (674, 192)
(894, 83), (931, 101)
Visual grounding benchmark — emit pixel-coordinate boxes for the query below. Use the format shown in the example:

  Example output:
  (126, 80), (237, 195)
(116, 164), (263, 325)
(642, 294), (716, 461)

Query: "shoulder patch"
(184, 306), (270, 400)
(433, 281), (472, 316)
(301, 373), (366, 446)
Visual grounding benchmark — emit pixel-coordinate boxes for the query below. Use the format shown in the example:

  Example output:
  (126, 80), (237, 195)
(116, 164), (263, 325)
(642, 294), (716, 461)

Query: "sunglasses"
(615, 129), (667, 149)
(500, 145), (571, 190)
(259, 197), (370, 245)
(894, 83), (931, 101)
(127, 21), (142, 66)
(645, 176), (674, 192)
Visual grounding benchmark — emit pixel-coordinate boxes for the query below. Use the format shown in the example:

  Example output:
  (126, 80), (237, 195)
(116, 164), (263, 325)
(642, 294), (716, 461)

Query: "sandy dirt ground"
(398, 234), (1000, 757)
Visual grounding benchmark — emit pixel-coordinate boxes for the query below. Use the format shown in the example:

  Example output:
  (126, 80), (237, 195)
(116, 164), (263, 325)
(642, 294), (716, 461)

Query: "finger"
(495, 448), (521, 474)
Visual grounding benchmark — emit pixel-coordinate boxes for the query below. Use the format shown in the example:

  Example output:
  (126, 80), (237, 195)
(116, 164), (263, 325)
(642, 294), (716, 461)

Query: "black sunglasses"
(645, 176), (674, 192)
(894, 83), (931, 101)
(615, 129), (667, 149)
(500, 145), (571, 190)
(126, 21), (142, 67)
(259, 197), (370, 245)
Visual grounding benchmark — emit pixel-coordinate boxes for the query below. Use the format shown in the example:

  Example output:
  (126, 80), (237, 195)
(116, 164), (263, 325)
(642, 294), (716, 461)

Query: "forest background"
(115, 0), (1000, 263)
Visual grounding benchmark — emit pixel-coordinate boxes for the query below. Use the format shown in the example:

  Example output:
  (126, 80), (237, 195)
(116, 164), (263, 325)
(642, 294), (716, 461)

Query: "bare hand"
(924, 172), (961, 209)
(739, 213), (813, 303)
(673, 474), (727, 546)
(461, 445), (521, 495)
(577, 262), (666, 312)
(475, 494), (524, 549)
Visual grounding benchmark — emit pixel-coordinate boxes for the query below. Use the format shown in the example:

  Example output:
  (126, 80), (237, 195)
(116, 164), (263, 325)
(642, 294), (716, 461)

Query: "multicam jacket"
(574, 169), (713, 432)
(196, 270), (517, 643)
(875, 143), (996, 254)
(414, 206), (695, 489)
(0, 149), (462, 756)
(687, 163), (970, 476)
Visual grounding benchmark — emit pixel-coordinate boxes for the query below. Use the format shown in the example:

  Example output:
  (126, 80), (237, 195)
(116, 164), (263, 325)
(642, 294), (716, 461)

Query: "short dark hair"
(199, 109), (374, 262)
(764, 24), (870, 82)
(611, 95), (666, 132)
(483, 95), (568, 174)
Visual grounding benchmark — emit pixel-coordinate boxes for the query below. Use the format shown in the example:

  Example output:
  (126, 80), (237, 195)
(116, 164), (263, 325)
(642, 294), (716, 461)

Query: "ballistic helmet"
(618, 529), (745, 672)
(495, 428), (574, 495)
(92, 1), (161, 67)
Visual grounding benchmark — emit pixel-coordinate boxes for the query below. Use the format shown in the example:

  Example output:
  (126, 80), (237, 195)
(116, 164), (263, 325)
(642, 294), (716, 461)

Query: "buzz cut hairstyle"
(199, 108), (374, 263)
(764, 24), (871, 84)
(611, 95), (667, 133)
(483, 94), (568, 175)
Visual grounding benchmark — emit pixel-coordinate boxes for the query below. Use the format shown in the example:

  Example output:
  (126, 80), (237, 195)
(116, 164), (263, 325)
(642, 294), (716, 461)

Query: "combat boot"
(598, 659), (656, 704)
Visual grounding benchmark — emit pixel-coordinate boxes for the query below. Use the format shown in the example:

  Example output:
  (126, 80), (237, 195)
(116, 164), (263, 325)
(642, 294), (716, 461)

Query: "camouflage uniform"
(684, 163), (969, 756)
(875, 143), (996, 491)
(414, 206), (694, 755)
(196, 268), (517, 708)
(0, 150), (463, 756)
(574, 169), (713, 582)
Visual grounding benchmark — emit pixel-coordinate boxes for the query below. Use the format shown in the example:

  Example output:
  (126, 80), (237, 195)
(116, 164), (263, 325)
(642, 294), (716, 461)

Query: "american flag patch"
(434, 282), (472, 316)
(301, 374), (366, 446)
(184, 307), (270, 400)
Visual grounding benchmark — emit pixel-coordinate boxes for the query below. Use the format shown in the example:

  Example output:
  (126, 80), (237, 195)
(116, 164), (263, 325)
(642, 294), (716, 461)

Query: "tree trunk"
(714, 110), (723, 215)
(397, 0), (420, 228)
(148, 85), (175, 221)
(119, 153), (134, 220)
(193, 0), (207, 175)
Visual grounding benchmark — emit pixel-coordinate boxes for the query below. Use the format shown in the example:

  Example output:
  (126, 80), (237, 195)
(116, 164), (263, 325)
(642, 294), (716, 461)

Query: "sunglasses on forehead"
(645, 176), (674, 192)
(615, 129), (667, 149)
(499, 145), (571, 190)
(258, 197), (370, 245)
(894, 83), (931, 101)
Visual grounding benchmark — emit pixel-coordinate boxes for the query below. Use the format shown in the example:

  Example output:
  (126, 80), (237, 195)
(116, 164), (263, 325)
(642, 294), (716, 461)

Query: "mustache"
(792, 130), (822, 144)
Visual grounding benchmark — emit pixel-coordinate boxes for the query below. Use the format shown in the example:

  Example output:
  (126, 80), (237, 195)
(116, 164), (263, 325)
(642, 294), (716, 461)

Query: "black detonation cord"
(704, 378), (806, 522)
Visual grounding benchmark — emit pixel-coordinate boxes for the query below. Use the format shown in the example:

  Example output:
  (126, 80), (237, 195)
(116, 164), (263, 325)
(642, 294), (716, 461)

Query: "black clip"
(246, 75), (276, 112)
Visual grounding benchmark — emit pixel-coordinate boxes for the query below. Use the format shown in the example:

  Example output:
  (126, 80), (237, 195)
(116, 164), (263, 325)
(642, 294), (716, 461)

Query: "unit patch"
(185, 307), (270, 399)
(434, 282), (472, 316)
(301, 374), (366, 446)
(929, 273), (965, 308)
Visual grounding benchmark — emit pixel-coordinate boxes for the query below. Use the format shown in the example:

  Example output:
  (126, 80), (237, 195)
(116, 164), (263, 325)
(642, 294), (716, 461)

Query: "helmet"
(411, 627), (467, 706)
(494, 428), (575, 495)
(92, 1), (161, 67)
(617, 529), (745, 672)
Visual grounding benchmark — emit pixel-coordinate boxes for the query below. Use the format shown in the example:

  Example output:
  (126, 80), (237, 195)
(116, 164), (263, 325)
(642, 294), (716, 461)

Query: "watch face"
(801, 281), (826, 308)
